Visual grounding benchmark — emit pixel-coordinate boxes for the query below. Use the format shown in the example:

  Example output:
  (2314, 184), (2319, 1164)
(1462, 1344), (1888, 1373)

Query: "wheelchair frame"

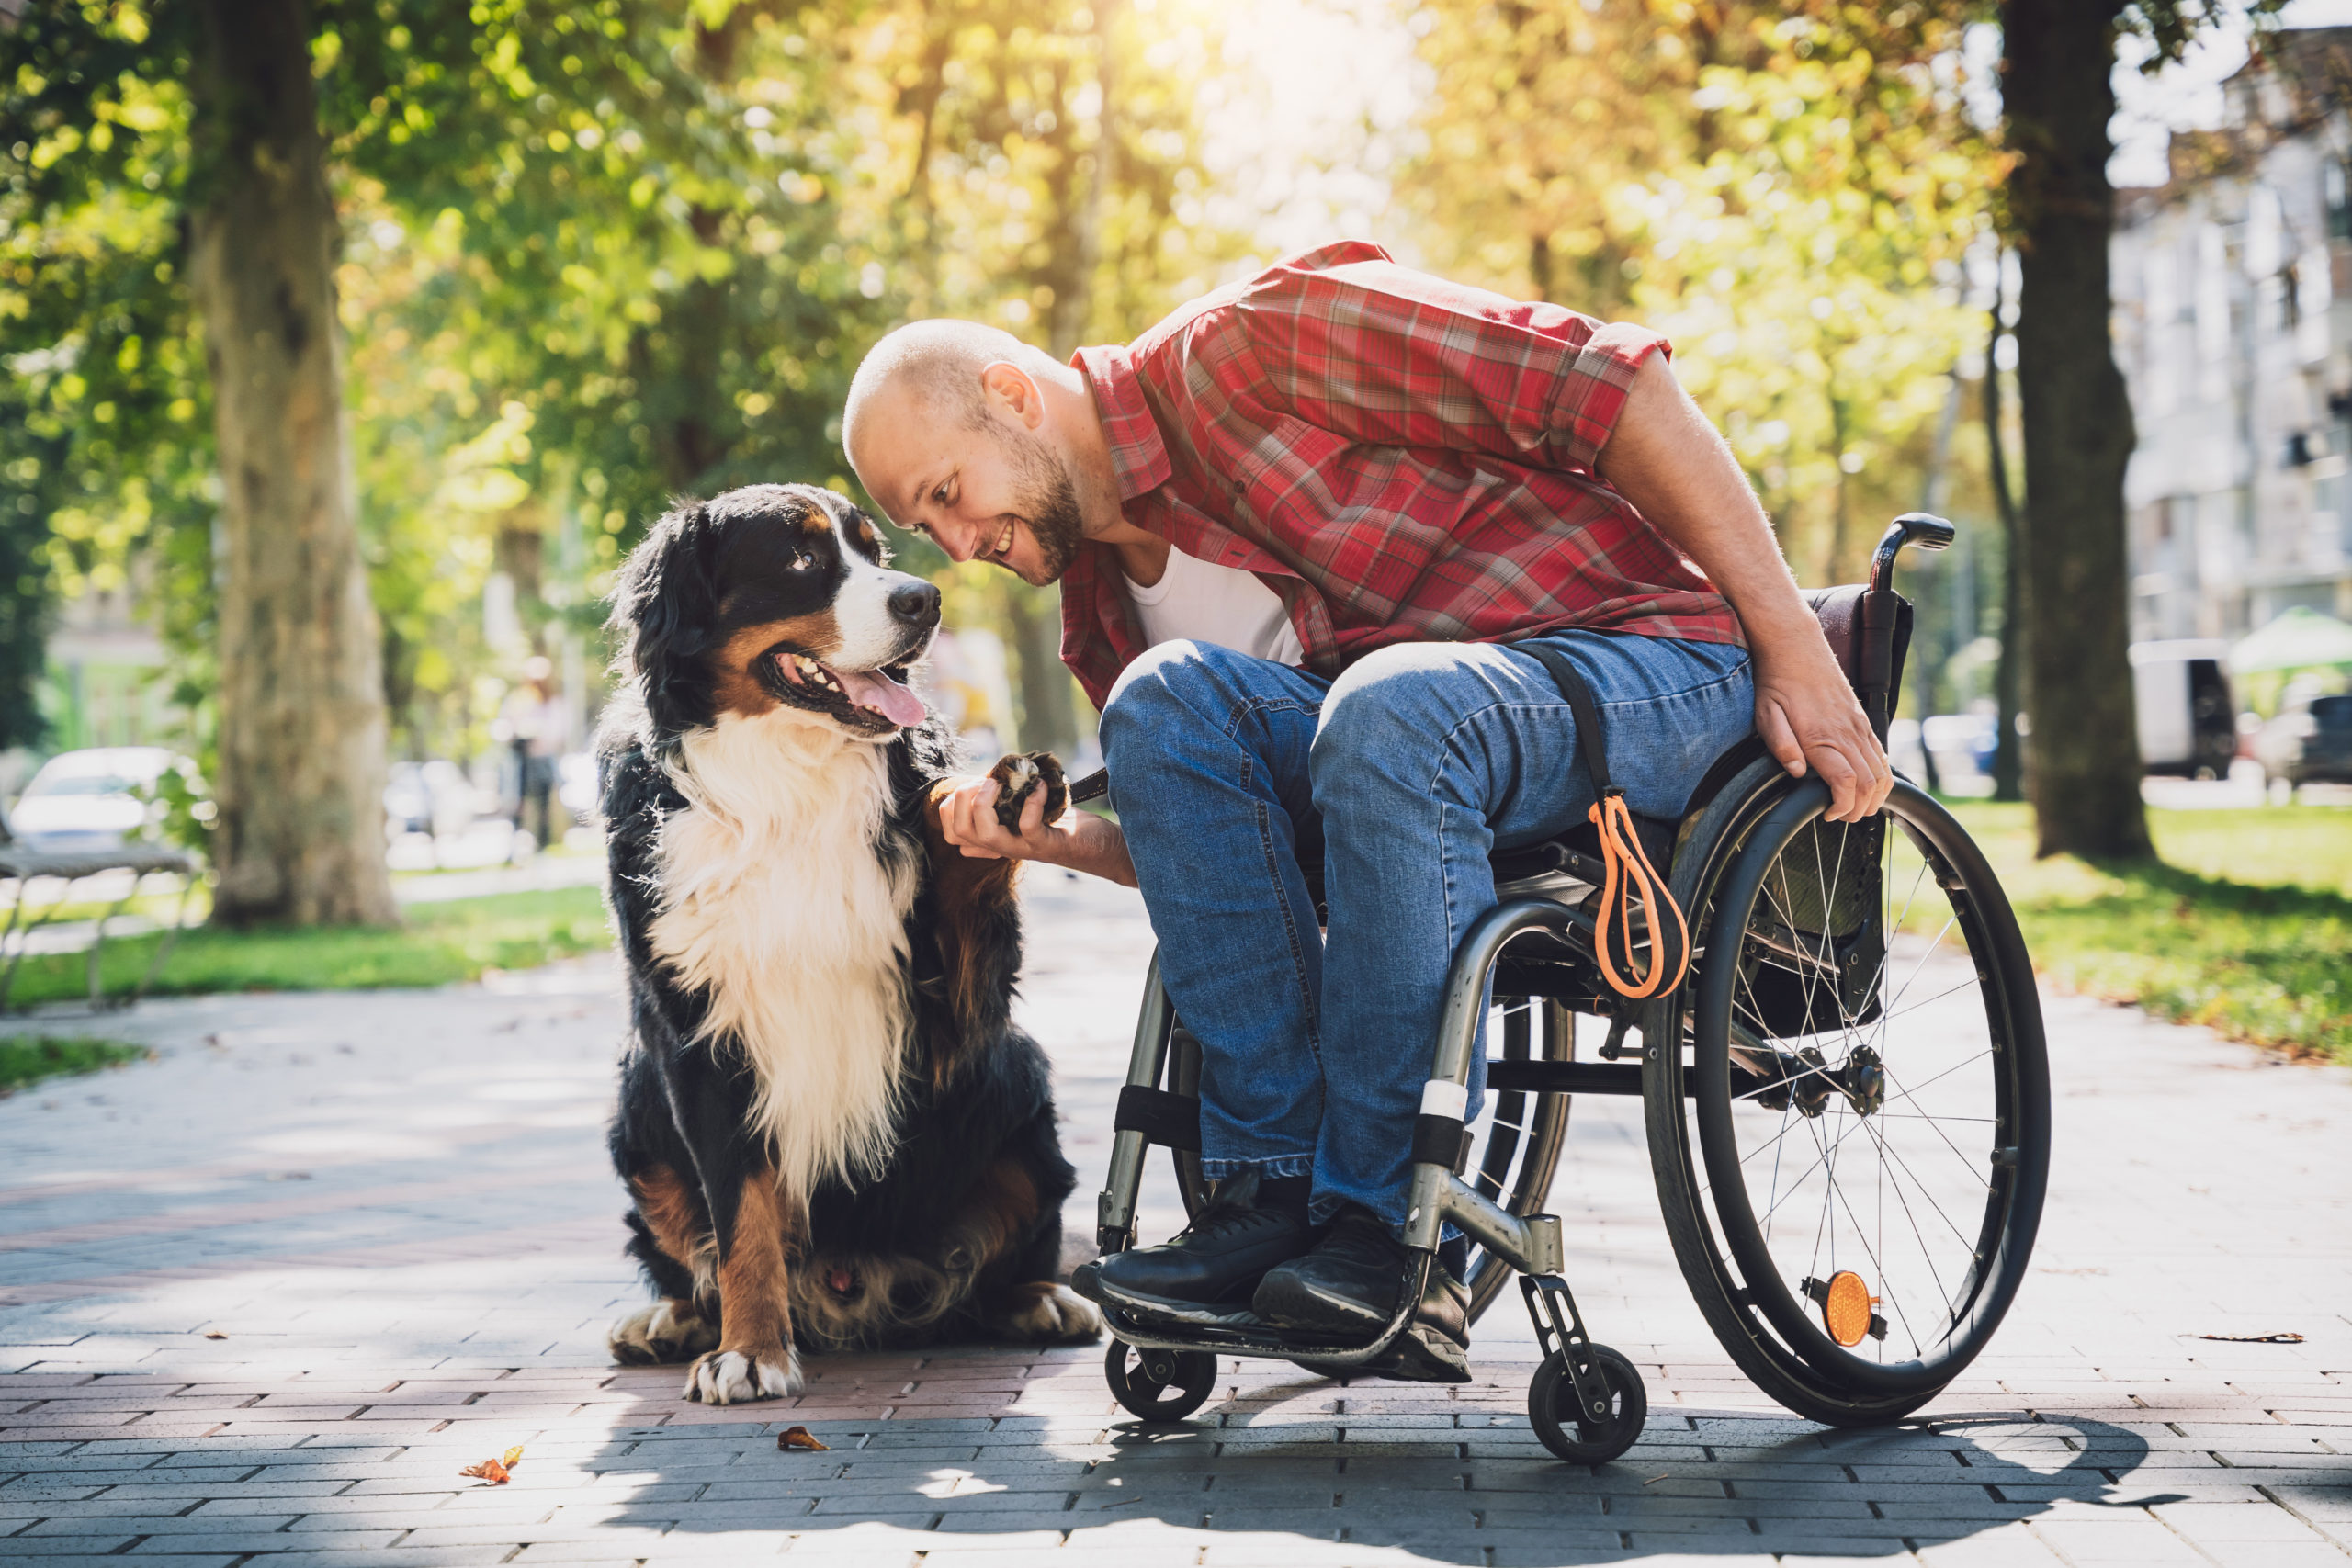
(1087, 514), (2041, 1459)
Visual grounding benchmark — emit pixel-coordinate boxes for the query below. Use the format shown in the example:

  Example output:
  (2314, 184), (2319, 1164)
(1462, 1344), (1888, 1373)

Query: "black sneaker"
(1364, 1267), (1472, 1383)
(1284, 1262), (1473, 1384)
(1251, 1203), (1410, 1337)
(1070, 1168), (1312, 1328)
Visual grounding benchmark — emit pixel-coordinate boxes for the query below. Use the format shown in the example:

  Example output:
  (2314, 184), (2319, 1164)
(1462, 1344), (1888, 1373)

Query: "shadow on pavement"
(584, 1361), (2162, 1562)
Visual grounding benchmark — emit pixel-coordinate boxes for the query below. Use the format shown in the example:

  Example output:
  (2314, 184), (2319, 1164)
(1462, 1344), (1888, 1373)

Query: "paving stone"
(3, 885), (2347, 1565)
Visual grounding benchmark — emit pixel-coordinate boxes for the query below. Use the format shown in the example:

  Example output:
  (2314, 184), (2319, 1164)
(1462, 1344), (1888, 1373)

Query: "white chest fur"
(649, 711), (919, 1195)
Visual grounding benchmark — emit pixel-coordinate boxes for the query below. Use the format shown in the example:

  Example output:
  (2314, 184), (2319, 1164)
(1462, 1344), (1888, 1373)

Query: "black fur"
(600, 484), (1081, 1358)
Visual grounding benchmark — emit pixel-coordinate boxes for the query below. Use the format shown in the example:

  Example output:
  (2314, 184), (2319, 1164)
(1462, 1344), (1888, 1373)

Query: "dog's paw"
(607, 1299), (719, 1366)
(683, 1346), (802, 1404)
(988, 751), (1068, 830)
(995, 1281), (1103, 1344)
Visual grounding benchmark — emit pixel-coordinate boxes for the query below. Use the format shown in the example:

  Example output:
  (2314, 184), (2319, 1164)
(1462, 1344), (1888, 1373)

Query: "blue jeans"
(1099, 632), (1755, 1227)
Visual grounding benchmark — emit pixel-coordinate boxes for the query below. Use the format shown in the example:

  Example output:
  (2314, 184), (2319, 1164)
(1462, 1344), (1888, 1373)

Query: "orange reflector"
(1823, 1270), (1875, 1348)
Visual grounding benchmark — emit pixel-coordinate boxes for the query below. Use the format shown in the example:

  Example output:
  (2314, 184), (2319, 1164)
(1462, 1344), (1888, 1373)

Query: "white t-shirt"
(1124, 544), (1306, 667)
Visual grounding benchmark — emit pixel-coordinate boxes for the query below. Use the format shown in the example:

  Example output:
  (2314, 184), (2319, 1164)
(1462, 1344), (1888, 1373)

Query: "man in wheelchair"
(844, 242), (1893, 1382)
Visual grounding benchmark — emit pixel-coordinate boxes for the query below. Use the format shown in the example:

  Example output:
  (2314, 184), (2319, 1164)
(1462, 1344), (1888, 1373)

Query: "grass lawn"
(0, 1034), (153, 1095)
(1945, 801), (2352, 1063)
(2, 886), (612, 1010)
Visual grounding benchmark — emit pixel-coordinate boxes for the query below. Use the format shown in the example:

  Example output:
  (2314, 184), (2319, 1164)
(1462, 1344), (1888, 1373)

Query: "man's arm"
(1595, 353), (1892, 823)
(933, 773), (1139, 886)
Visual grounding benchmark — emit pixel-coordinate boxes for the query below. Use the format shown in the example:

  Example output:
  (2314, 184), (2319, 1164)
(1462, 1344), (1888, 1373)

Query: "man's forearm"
(1592, 349), (1894, 821)
(1035, 810), (1139, 888)
(1592, 353), (1826, 657)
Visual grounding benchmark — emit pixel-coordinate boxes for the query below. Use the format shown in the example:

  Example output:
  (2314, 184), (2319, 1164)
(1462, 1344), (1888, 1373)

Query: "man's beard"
(996, 422), (1085, 584)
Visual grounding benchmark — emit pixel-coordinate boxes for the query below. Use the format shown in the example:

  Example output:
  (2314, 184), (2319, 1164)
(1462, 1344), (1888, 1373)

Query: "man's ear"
(978, 360), (1045, 431)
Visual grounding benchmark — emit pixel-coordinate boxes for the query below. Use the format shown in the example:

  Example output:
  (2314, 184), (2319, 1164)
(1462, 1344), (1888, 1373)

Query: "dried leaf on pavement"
(778, 1426), (829, 1450)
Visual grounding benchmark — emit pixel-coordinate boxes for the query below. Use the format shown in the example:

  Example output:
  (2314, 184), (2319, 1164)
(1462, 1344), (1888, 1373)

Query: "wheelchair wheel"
(1165, 998), (1572, 1326)
(1105, 1340), (1217, 1422)
(1528, 1344), (1646, 1465)
(1644, 769), (2050, 1427)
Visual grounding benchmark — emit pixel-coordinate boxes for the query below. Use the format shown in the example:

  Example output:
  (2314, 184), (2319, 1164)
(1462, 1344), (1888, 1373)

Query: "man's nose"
(888, 579), (942, 630)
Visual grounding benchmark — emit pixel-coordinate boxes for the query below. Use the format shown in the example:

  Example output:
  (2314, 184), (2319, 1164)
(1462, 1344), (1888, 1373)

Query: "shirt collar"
(1072, 344), (1172, 502)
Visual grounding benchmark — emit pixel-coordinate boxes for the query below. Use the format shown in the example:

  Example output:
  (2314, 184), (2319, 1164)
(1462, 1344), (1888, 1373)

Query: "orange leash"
(1587, 789), (1690, 999)
(1520, 639), (1695, 1002)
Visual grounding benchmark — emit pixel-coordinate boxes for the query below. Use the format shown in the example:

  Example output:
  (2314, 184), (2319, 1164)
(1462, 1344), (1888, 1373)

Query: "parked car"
(2255, 690), (2352, 788)
(2131, 639), (2237, 779)
(6, 746), (180, 853)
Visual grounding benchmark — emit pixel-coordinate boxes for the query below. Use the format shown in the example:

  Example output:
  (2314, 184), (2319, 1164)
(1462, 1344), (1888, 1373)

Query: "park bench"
(0, 800), (198, 1014)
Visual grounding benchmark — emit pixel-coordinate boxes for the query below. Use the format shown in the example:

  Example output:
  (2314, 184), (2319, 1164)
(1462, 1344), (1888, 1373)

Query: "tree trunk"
(188, 0), (398, 927)
(1983, 258), (2028, 805)
(2001, 0), (2152, 860)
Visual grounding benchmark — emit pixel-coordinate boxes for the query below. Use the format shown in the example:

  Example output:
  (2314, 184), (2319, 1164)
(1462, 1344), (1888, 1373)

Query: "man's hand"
(933, 773), (1139, 886)
(1750, 632), (1894, 823)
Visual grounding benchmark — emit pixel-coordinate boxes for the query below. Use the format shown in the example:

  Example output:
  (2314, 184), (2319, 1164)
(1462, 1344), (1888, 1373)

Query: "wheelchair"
(1082, 513), (2052, 1464)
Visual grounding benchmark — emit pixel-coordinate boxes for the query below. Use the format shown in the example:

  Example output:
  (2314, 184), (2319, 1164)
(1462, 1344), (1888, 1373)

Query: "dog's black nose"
(888, 581), (942, 628)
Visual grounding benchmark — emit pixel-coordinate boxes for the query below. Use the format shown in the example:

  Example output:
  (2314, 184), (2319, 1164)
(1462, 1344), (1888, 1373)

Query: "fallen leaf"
(501, 1445), (525, 1469)
(203, 1332), (227, 1340)
(2197, 1332), (2303, 1344)
(777, 1426), (830, 1451)
(459, 1458), (512, 1484)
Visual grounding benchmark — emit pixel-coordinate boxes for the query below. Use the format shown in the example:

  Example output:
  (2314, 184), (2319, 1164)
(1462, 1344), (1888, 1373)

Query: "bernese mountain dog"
(597, 481), (1101, 1404)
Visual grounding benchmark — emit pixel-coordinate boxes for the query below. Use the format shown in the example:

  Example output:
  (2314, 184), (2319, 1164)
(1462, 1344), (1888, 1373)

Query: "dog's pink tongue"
(835, 667), (926, 728)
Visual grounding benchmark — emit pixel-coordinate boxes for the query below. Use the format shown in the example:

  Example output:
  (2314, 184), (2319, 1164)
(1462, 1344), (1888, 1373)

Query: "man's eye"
(933, 482), (951, 505)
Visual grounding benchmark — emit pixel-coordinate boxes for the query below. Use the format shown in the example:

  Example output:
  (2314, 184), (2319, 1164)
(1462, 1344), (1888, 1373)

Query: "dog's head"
(610, 483), (941, 743)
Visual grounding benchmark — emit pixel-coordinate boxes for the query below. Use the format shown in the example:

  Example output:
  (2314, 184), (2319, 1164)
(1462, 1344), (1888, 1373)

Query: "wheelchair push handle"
(1869, 513), (1955, 597)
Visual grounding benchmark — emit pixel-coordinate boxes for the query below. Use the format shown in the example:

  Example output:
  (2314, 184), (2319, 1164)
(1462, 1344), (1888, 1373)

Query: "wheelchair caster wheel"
(1105, 1340), (1216, 1422)
(1529, 1344), (1646, 1465)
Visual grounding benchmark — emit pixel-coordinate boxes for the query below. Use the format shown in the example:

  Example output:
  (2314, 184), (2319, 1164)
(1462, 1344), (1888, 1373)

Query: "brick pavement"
(1, 871), (2346, 1565)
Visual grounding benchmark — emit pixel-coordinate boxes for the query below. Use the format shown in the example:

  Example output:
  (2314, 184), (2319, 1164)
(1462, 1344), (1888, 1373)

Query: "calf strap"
(1520, 642), (1691, 1002)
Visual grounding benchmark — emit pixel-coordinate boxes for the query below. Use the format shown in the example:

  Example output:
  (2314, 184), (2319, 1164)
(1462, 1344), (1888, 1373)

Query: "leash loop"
(1521, 641), (1694, 1003)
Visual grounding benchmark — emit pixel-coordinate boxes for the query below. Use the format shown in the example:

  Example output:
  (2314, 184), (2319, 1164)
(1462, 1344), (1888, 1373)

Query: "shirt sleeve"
(1218, 244), (1669, 474)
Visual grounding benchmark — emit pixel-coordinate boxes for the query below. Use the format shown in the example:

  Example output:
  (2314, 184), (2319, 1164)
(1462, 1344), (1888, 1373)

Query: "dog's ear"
(611, 500), (720, 742)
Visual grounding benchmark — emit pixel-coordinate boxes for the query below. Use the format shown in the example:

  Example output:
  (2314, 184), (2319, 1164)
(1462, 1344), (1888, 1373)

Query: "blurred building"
(2111, 27), (2352, 641)
(38, 580), (175, 753)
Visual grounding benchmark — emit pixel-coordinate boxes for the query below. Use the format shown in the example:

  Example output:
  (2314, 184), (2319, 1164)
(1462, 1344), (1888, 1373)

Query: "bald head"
(842, 317), (1125, 584)
(842, 320), (1059, 475)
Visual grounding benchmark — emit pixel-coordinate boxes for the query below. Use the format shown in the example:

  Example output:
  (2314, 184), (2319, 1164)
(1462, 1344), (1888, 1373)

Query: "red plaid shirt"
(1060, 241), (1742, 710)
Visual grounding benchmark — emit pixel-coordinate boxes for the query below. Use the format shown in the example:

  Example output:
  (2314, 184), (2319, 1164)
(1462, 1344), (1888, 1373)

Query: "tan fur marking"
(712, 613), (842, 716)
(631, 1166), (715, 1293)
(958, 1156), (1041, 1263)
(718, 1168), (796, 1355)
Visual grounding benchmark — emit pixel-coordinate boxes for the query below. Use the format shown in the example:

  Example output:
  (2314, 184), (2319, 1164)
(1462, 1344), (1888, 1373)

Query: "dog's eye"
(789, 551), (814, 571)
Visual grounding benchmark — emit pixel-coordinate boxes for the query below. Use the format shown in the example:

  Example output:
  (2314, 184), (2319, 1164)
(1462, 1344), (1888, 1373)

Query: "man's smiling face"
(848, 372), (1086, 587)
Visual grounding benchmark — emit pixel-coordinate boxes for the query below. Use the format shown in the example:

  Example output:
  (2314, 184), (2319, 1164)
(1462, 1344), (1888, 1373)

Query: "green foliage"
(3, 0), (1232, 761)
(136, 752), (216, 858)
(1402, 2), (1992, 584)
(0, 884), (611, 1008)
(0, 1033), (151, 1095)
(1951, 802), (2352, 1062)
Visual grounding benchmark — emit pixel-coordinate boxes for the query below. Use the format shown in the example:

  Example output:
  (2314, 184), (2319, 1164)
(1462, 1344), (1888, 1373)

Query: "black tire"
(1528, 1344), (1647, 1464)
(1168, 996), (1572, 1326)
(1104, 1340), (1217, 1422)
(1643, 766), (2050, 1426)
